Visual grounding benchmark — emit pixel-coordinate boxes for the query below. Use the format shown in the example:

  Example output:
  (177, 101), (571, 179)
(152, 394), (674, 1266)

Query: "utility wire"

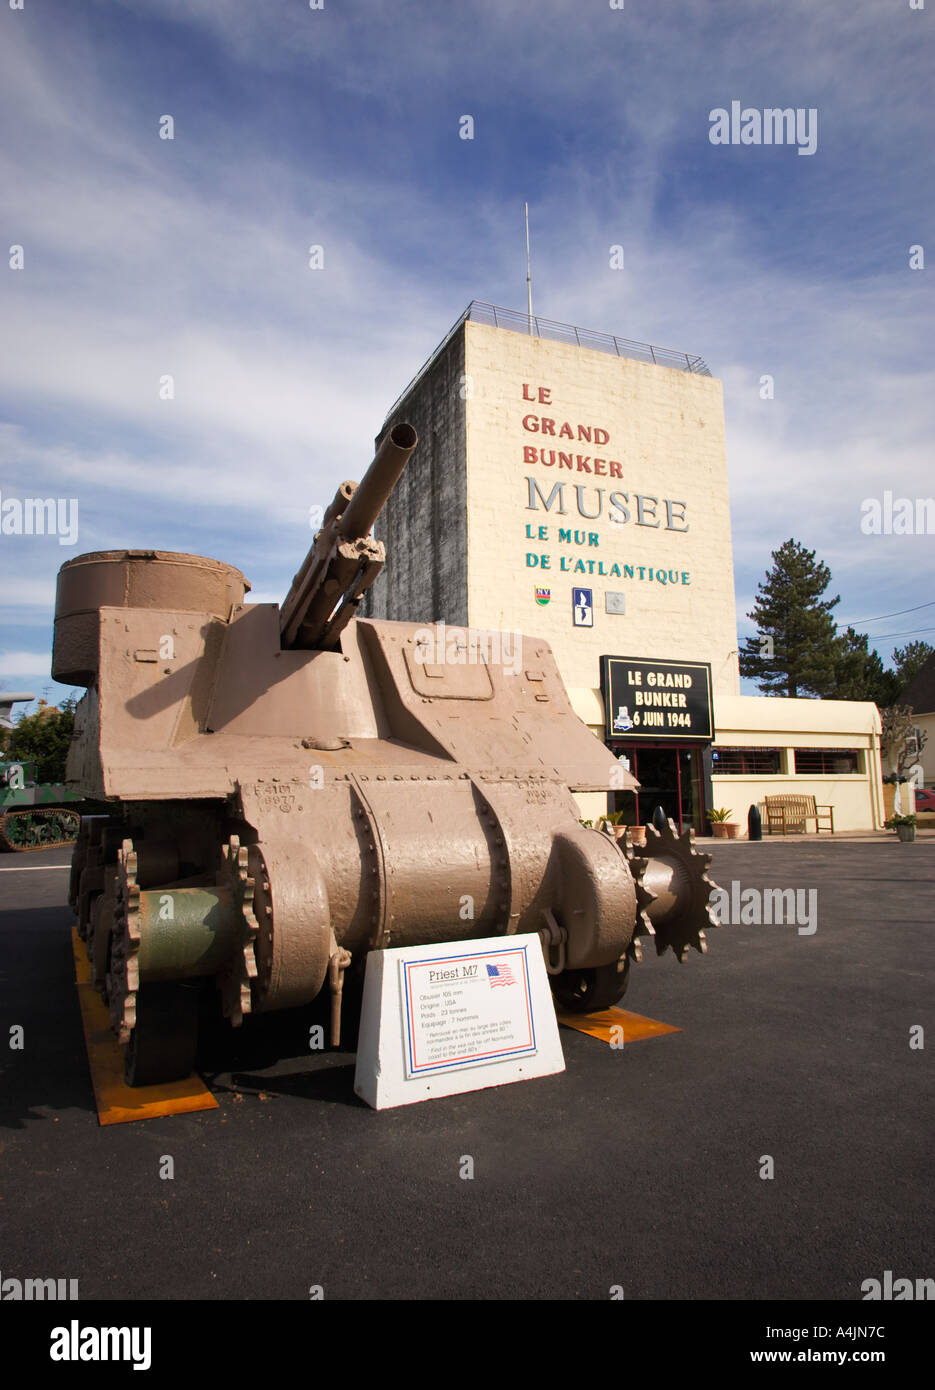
(864, 626), (935, 642)
(839, 599), (935, 625)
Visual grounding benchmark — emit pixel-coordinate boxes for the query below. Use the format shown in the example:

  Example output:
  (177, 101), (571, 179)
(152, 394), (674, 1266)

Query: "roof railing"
(384, 301), (711, 422)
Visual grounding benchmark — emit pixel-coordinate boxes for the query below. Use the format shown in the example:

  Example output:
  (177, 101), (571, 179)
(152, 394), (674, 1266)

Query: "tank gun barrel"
(338, 421), (417, 539)
(280, 422), (417, 650)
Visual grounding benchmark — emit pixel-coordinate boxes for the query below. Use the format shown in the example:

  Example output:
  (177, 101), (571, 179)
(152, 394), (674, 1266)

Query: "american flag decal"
(487, 962), (516, 987)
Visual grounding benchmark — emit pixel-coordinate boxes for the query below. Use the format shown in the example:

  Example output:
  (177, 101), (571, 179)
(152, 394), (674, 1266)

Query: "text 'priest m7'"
(58, 423), (719, 1086)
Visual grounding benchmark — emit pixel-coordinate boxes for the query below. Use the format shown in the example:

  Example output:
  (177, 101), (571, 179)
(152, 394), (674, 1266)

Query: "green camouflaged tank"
(0, 759), (83, 851)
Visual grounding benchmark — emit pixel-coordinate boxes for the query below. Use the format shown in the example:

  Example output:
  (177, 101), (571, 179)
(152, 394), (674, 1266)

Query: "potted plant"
(708, 807), (739, 839)
(885, 813), (917, 843)
(598, 810), (629, 841)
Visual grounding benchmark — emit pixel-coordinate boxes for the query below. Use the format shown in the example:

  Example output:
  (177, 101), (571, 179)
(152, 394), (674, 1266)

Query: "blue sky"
(1, 0), (933, 708)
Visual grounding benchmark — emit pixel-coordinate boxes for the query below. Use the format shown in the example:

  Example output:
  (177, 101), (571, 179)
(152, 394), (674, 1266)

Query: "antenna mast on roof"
(525, 201), (533, 335)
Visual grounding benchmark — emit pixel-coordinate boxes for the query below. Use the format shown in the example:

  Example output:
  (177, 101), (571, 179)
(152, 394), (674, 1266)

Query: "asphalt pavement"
(1, 839), (932, 1302)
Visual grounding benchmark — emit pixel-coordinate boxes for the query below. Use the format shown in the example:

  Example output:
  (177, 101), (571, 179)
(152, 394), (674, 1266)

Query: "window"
(793, 748), (861, 775)
(711, 746), (782, 775)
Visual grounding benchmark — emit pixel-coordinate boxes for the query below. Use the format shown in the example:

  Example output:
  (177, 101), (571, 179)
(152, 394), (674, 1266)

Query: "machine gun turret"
(280, 422), (417, 651)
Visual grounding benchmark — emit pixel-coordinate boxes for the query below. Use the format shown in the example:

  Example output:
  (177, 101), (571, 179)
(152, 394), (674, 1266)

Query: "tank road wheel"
(125, 983), (199, 1088)
(550, 959), (630, 1014)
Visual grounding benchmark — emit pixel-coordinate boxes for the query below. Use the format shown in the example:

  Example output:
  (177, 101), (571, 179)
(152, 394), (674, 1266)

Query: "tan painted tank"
(60, 424), (719, 1085)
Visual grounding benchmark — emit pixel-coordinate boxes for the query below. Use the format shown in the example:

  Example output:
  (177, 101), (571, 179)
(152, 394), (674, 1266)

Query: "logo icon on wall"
(613, 706), (634, 732)
(573, 588), (593, 627)
(534, 587), (551, 606)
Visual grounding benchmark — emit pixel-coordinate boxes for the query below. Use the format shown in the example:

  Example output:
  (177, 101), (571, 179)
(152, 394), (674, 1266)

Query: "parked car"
(914, 788), (935, 814)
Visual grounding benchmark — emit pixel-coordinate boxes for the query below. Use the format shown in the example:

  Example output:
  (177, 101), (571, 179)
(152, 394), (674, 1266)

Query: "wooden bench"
(764, 794), (834, 835)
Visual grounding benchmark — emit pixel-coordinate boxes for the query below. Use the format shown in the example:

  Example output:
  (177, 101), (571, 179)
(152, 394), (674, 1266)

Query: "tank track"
(0, 807), (82, 853)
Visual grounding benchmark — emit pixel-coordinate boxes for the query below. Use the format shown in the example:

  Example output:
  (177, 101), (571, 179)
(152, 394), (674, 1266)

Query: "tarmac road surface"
(0, 840), (932, 1302)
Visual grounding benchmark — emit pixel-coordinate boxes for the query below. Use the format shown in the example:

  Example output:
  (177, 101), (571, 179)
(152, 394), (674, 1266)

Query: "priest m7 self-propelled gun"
(59, 422), (719, 1085)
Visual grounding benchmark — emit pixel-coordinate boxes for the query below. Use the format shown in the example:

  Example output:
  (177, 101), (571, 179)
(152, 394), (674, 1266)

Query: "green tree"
(6, 698), (76, 783)
(890, 640), (934, 693)
(831, 627), (900, 704)
(739, 540), (841, 697)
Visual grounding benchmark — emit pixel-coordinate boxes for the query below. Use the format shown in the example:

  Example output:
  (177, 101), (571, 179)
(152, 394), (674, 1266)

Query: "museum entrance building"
(363, 302), (884, 833)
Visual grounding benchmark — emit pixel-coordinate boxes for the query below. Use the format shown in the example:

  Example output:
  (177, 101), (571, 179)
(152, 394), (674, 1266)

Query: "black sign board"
(600, 656), (714, 742)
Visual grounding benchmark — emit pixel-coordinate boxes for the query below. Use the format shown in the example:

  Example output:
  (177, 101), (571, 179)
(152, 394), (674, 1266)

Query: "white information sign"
(354, 934), (565, 1110)
(401, 943), (536, 1078)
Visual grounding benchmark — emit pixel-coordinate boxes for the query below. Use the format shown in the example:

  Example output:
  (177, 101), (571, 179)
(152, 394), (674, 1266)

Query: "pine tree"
(891, 640), (934, 692)
(831, 627), (899, 704)
(739, 540), (841, 697)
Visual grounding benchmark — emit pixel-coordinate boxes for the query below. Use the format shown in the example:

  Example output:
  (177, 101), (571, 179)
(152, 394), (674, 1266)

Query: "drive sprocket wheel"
(218, 834), (261, 1025)
(619, 828), (656, 964)
(108, 839), (141, 1044)
(621, 818), (721, 964)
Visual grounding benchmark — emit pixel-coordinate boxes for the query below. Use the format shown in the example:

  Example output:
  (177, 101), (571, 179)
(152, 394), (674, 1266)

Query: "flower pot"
(711, 823), (729, 838)
(628, 825), (647, 847)
(897, 824), (916, 842)
(724, 823), (741, 839)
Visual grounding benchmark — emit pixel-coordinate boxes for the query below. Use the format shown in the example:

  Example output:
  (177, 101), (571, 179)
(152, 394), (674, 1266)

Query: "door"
(610, 744), (705, 834)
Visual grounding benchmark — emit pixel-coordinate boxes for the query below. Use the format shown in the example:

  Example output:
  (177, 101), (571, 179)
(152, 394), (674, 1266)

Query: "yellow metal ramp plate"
(72, 927), (218, 1126)
(555, 1005), (681, 1044)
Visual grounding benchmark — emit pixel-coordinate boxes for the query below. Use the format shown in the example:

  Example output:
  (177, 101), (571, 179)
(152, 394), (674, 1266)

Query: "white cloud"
(0, 576), (57, 611)
(0, 652), (53, 680)
(2, 0), (931, 685)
